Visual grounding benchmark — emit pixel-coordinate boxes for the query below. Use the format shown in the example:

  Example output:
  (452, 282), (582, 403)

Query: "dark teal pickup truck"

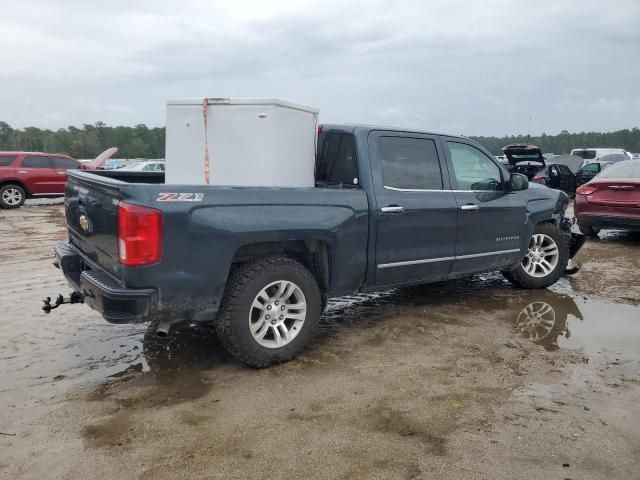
(50, 124), (584, 367)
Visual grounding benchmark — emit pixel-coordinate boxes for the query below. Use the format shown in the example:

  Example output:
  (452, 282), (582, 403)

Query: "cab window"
(447, 142), (502, 191)
(316, 132), (359, 187)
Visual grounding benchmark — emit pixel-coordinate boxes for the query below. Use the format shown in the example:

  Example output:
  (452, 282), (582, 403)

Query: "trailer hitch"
(42, 291), (84, 313)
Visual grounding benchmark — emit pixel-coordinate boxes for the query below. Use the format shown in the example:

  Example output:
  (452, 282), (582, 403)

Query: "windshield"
(572, 149), (596, 160)
(598, 160), (640, 179)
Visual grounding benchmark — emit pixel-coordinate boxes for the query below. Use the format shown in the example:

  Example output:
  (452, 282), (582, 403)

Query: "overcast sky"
(1, 0), (638, 136)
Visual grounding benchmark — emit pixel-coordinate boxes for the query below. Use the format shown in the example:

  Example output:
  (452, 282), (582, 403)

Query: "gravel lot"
(1, 202), (639, 479)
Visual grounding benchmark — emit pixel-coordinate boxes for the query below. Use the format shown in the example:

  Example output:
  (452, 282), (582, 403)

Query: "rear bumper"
(577, 214), (640, 231)
(54, 242), (158, 323)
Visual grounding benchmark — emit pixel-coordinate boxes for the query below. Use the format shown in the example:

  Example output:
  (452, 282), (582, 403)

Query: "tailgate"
(65, 172), (121, 277)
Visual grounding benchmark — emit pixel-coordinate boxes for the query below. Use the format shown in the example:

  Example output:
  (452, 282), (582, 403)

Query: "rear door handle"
(381, 205), (405, 213)
(460, 204), (479, 212)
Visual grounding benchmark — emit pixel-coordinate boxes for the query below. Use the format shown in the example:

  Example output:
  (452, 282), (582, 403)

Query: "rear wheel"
(215, 256), (321, 368)
(0, 184), (26, 208)
(502, 223), (568, 289)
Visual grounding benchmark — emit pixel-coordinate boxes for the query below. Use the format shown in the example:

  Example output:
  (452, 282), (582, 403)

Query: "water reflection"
(133, 283), (588, 376)
(87, 269), (640, 389)
(512, 293), (583, 351)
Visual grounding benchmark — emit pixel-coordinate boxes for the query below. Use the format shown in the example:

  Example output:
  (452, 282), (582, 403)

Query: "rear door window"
(51, 157), (80, 169)
(378, 137), (443, 190)
(0, 155), (18, 167)
(21, 156), (52, 168)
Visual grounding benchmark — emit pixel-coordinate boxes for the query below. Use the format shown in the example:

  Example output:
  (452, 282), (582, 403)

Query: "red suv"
(0, 152), (82, 208)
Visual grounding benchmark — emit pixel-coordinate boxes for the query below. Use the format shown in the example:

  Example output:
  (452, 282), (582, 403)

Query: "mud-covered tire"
(577, 222), (600, 238)
(502, 223), (569, 289)
(0, 184), (26, 208)
(215, 256), (321, 368)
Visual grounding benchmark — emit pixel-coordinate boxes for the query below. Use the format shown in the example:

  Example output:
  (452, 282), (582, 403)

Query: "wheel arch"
(230, 240), (331, 296)
(0, 179), (30, 196)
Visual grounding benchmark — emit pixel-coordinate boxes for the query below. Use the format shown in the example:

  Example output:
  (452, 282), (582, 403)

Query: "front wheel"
(215, 256), (321, 368)
(502, 223), (568, 289)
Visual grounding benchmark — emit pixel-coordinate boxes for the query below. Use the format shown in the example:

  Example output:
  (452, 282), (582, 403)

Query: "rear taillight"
(576, 185), (598, 195)
(118, 202), (163, 266)
(533, 175), (543, 181)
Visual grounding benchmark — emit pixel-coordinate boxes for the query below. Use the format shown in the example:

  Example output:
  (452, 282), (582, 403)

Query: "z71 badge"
(156, 192), (204, 202)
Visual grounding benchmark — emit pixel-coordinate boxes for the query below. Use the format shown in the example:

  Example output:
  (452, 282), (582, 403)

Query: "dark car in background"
(502, 144), (546, 180)
(501, 145), (611, 195)
(0, 152), (82, 208)
(535, 157), (613, 195)
(575, 160), (640, 236)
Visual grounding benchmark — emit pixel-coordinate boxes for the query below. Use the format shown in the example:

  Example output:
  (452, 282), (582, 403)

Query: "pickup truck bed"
(52, 124), (584, 367)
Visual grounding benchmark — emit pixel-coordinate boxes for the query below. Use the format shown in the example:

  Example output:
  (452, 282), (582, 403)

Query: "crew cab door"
(370, 132), (457, 285)
(16, 155), (56, 194)
(442, 139), (526, 274)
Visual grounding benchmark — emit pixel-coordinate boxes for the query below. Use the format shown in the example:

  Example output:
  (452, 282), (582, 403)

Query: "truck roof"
(319, 123), (462, 139)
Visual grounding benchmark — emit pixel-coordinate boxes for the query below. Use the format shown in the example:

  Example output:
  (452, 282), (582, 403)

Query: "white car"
(120, 161), (165, 172)
(570, 148), (631, 165)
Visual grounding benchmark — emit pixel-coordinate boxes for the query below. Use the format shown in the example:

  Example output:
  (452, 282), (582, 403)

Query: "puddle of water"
(2, 270), (639, 436)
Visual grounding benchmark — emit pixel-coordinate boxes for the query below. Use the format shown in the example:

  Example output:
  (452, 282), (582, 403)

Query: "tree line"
(470, 128), (640, 155)
(1, 121), (639, 159)
(0, 121), (164, 159)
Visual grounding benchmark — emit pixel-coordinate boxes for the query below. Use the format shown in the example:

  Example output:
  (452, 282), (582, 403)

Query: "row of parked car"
(497, 145), (632, 194)
(0, 151), (164, 208)
(498, 144), (640, 236)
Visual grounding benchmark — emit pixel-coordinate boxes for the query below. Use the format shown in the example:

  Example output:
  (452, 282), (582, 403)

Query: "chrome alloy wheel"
(249, 280), (307, 349)
(2, 188), (23, 206)
(522, 233), (560, 278)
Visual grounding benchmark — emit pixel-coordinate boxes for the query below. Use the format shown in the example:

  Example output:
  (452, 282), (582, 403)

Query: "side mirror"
(509, 173), (528, 191)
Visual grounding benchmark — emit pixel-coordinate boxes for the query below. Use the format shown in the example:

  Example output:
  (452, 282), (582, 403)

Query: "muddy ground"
(1, 201), (639, 480)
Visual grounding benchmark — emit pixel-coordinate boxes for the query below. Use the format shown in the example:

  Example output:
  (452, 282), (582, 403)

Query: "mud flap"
(561, 217), (586, 276)
(568, 232), (586, 259)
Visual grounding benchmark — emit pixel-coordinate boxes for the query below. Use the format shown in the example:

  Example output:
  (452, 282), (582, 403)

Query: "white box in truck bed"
(165, 98), (319, 187)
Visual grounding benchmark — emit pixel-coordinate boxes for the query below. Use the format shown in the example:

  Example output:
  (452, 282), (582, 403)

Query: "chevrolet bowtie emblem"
(79, 214), (90, 232)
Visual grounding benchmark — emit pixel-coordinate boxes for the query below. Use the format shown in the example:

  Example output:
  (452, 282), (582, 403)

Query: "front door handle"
(381, 205), (405, 213)
(460, 204), (479, 212)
